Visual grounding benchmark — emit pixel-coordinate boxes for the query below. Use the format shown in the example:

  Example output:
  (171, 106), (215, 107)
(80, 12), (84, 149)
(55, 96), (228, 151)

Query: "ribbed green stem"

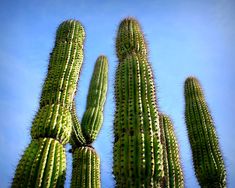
(12, 20), (85, 187)
(114, 18), (163, 187)
(184, 77), (226, 188)
(81, 56), (108, 144)
(12, 138), (66, 188)
(159, 114), (184, 188)
(40, 20), (85, 110)
(70, 101), (86, 146)
(71, 147), (100, 188)
(70, 56), (108, 188)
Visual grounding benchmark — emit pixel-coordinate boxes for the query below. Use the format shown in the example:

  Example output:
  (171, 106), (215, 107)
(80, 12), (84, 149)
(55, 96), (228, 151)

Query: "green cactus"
(70, 56), (108, 188)
(184, 77), (226, 187)
(159, 114), (184, 188)
(113, 18), (164, 187)
(71, 147), (100, 188)
(12, 20), (85, 188)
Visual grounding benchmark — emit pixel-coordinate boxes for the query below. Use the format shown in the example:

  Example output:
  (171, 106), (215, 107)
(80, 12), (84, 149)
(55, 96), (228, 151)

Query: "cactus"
(12, 20), (85, 187)
(71, 147), (100, 188)
(113, 18), (164, 187)
(184, 77), (226, 187)
(70, 56), (108, 188)
(159, 114), (184, 188)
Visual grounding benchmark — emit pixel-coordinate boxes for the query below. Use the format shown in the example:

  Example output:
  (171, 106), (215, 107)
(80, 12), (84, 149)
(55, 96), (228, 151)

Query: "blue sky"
(0, 0), (234, 187)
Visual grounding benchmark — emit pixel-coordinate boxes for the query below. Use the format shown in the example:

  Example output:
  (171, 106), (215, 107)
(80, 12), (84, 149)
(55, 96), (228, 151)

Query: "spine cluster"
(184, 77), (226, 187)
(12, 20), (85, 188)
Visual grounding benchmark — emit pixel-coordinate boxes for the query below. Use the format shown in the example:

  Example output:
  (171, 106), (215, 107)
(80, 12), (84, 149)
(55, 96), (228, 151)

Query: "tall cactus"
(12, 20), (85, 187)
(159, 114), (184, 188)
(113, 17), (164, 187)
(70, 56), (108, 188)
(184, 77), (226, 187)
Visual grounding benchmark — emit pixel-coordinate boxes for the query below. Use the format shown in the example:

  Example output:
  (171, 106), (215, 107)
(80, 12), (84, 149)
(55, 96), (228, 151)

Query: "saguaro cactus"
(70, 56), (108, 188)
(159, 114), (184, 188)
(12, 20), (85, 187)
(113, 18), (164, 187)
(184, 77), (226, 187)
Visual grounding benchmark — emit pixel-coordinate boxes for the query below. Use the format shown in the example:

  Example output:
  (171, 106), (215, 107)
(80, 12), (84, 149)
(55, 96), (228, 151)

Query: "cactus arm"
(80, 56), (108, 144)
(113, 18), (163, 187)
(70, 101), (86, 146)
(184, 77), (226, 187)
(159, 114), (184, 188)
(70, 56), (108, 188)
(12, 20), (85, 188)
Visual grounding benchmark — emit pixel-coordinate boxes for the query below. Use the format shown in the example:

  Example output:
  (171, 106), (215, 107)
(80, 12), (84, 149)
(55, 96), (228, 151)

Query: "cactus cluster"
(12, 17), (226, 188)
(184, 77), (226, 187)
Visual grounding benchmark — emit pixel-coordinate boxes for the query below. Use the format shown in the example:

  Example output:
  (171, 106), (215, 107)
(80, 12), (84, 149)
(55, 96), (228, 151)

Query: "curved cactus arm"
(184, 76), (226, 188)
(71, 147), (100, 188)
(12, 20), (85, 188)
(70, 101), (86, 146)
(159, 113), (184, 188)
(113, 18), (163, 188)
(80, 56), (108, 144)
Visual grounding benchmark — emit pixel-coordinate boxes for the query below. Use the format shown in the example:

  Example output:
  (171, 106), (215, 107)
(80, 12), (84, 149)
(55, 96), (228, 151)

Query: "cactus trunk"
(184, 77), (226, 188)
(113, 18), (163, 188)
(159, 114), (184, 188)
(70, 56), (108, 188)
(71, 147), (100, 188)
(12, 20), (85, 188)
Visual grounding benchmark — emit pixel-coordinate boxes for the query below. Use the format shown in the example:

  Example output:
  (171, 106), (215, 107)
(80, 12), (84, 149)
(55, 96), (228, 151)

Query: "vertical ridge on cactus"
(113, 17), (163, 187)
(184, 77), (226, 188)
(159, 114), (184, 188)
(70, 55), (108, 188)
(12, 20), (85, 188)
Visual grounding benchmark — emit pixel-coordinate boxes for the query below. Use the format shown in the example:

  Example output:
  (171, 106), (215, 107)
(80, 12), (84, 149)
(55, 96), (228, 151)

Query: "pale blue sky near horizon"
(0, 0), (234, 187)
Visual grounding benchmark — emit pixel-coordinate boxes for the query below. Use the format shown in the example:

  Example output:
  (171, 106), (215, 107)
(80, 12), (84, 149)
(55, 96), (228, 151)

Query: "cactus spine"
(184, 77), (226, 187)
(159, 114), (184, 188)
(70, 56), (108, 188)
(113, 18), (164, 187)
(12, 20), (85, 188)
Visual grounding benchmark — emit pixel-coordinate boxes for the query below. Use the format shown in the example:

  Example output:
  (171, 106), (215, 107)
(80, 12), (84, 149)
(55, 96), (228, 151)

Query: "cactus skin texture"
(70, 56), (108, 188)
(71, 147), (100, 188)
(159, 114), (184, 188)
(184, 77), (226, 188)
(12, 20), (85, 188)
(113, 18), (164, 188)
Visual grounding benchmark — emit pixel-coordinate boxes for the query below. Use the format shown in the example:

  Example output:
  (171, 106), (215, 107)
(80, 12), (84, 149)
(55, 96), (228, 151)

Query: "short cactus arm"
(12, 20), (85, 188)
(159, 114), (184, 188)
(184, 77), (226, 187)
